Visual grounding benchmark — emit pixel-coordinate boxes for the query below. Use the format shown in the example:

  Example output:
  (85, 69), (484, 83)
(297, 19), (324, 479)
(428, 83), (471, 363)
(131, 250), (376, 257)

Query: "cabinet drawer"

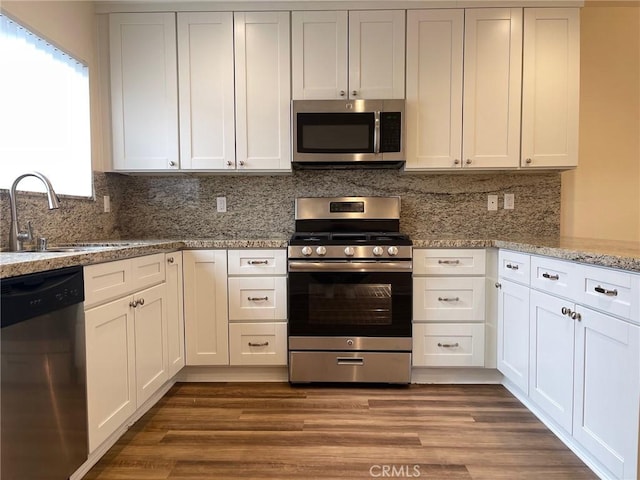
(131, 253), (166, 292)
(227, 249), (287, 275)
(577, 264), (639, 322)
(413, 249), (486, 275)
(84, 259), (132, 309)
(530, 255), (577, 300)
(498, 250), (530, 285)
(413, 277), (485, 322)
(412, 323), (485, 367)
(228, 277), (287, 320)
(229, 322), (287, 365)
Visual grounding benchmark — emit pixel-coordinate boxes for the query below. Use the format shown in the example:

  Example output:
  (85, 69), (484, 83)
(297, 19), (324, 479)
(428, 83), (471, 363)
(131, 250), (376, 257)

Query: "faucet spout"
(9, 172), (60, 251)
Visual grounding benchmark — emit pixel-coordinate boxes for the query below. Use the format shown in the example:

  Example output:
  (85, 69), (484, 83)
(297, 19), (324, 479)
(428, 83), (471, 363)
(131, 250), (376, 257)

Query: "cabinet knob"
(571, 311), (582, 321)
(226, 160), (233, 166)
(169, 160), (176, 167)
(167, 257), (174, 264)
(453, 159), (460, 165)
(339, 90), (346, 97)
(129, 300), (138, 308)
(561, 306), (572, 316)
(495, 282), (502, 289)
(465, 159), (472, 165)
(239, 160), (245, 167)
(138, 298), (144, 306)
(525, 158), (532, 164)
(352, 90), (357, 97)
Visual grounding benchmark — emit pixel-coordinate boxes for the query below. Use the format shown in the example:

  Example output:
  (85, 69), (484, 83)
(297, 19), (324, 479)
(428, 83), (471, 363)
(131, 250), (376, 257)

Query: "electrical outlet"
(504, 193), (515, 210)
(487, 195), (498, 211)
(216, 196), (227, 213)
(103, 195), (111, 213)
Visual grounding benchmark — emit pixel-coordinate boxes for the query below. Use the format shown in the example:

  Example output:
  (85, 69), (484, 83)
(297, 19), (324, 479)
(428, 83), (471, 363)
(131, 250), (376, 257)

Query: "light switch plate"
(216, 196), (227, 213)
(504, 193), (515, 210)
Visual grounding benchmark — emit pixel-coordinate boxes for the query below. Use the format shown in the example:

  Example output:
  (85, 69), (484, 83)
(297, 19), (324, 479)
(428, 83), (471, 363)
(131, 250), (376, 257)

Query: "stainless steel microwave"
(292, 99), (405, 168)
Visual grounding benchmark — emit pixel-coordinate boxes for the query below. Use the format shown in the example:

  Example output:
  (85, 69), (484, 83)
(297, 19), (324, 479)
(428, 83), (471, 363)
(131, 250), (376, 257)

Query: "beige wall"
(561, 1), (640, 242)
(1, 0), (106, 172)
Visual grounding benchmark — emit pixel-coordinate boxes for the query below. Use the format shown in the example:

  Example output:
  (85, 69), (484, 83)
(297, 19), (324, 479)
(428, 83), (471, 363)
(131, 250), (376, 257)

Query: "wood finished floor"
(84, 383), (597, 480)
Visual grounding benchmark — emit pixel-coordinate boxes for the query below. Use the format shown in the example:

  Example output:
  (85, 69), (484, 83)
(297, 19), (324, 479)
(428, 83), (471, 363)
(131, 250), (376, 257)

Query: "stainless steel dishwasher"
(1, 266), (88, 480)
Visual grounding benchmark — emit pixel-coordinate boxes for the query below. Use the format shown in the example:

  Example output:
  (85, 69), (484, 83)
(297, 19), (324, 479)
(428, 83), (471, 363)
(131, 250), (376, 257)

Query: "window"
(0, 14), (92, 197)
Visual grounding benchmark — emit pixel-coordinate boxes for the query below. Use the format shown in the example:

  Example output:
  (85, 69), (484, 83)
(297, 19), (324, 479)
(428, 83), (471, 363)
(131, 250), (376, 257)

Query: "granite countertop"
(1, 236), (639, 279)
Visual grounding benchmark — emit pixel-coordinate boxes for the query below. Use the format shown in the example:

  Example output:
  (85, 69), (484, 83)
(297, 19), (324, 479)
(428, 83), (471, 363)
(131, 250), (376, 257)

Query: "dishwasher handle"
(1, 266), (84, 328)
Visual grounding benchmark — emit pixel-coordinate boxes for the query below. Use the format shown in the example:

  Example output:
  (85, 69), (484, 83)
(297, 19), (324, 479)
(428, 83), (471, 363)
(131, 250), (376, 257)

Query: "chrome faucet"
(9, 172), (60, 251)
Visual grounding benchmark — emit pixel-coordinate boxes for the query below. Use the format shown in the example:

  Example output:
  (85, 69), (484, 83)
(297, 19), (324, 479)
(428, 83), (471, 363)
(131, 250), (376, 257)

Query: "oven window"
(308, 283), (392, 326)
(297, 112), (374, 153)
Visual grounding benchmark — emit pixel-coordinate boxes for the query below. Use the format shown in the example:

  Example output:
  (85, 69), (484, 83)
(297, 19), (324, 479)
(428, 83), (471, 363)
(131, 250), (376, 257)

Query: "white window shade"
(0, 14), (92, 197)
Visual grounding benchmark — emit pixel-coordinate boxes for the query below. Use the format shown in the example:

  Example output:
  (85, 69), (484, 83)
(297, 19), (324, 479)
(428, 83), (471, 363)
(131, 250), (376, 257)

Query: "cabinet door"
(463, 8), (522, 169)
(166, 252), (185, 377)
(234, 12), (291, 171)
(109, 13), (179, 171)
(133, 283), (169, 406)
(292, 11), (348, 100)
(497, 279), (530, 393)
(85, 297), (136, 452)
(183, 250), (229, 365)
(348, 10), (405, 99)
(405, 9), (463, 170)
(521, 8), (579, 168)
(529, 290), (575, 433)
(177, 12), (235, 170)
(573, 307), (640, 480)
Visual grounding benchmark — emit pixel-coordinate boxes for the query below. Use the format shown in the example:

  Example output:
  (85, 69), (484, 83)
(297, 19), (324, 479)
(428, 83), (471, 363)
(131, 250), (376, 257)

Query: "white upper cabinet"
(292, 10), (405, 100)
(234, 12), (291, 171)
(463, 8), (523, 169)
(292, 11), (348, 100)
(110, 13), (179, 171)
(177, 12), (236, 170)
(348, 10), (405, 99)
(406, 9), (464, 169)
(521, 8), (580, 168)
(405, 8), (523, 170)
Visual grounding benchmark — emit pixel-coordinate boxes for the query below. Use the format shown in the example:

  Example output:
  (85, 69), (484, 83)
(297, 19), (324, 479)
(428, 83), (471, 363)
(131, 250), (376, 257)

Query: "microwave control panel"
(380, 112), (402, 153)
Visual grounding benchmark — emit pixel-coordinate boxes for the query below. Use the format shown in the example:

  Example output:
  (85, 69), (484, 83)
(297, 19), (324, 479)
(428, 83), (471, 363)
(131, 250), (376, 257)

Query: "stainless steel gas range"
(287, 196), (412, 384)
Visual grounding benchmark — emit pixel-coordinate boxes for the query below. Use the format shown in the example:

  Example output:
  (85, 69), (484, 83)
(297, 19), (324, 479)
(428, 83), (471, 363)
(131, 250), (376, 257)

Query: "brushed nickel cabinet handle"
(542, 272), (559, 280)
(465, 159), (472, 165)
(129, 300), (138, 308)
(167, 257), (174, 264)
(438, 342), (460, 348)
(438, 260), (460, 265)
(453, 159), (460, 165)
(438, 297), (460, 302)
(248, 341), (269, 347)
(138, 298), (144, 306)
(525, 158), (532, 164)
(495, 282), (502, 289)
(561, 306), (572, 316)
(571, 311), (582, 321)
(247, 296), (268, 302)
(506, 263), (519, 270)
(248, 260), (269, 265)
(594, 286), (618, 296)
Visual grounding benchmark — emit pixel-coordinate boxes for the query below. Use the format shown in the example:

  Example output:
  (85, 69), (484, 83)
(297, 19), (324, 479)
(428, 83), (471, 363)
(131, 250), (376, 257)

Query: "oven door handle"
(288, 261), (413, 273)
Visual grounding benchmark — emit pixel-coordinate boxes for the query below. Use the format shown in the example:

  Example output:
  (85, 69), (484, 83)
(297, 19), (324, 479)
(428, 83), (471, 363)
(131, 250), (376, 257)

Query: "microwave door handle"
(374, 111), (381, 154)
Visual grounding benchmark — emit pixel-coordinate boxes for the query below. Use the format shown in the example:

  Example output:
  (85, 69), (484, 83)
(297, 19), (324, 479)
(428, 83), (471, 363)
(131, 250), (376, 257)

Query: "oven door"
(288, 261), (412, 338)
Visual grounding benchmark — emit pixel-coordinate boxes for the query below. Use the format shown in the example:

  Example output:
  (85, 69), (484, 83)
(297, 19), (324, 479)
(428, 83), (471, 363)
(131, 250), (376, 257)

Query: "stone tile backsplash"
(0, 170), (560, 250)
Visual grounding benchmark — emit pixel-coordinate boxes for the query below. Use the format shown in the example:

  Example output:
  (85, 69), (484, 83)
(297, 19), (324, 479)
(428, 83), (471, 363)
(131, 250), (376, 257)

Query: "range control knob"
(316, 246), (327, 256)
(372, 246), (384, 256)
(344, 247), (355, 257)
(387, 246), (399, 256)
(301, 246), (313, 256)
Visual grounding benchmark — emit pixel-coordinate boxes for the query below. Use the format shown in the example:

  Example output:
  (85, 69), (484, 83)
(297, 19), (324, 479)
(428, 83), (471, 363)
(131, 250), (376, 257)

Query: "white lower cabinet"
(84, 255), (169, 453)
(529, 289), (574, 432)
(498, 250), (640, 480)
(573, 306), (639, 480)
(166, 252), (185, 377)
(413, 249), (486, 367)
(497, 279), (530, 393)
(227, 249), (288, 366)
(183, 250), (229, 365)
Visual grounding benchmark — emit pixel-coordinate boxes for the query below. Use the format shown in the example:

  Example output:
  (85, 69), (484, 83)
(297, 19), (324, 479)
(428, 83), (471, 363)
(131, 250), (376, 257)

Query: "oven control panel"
(288, 245), (412, 260)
